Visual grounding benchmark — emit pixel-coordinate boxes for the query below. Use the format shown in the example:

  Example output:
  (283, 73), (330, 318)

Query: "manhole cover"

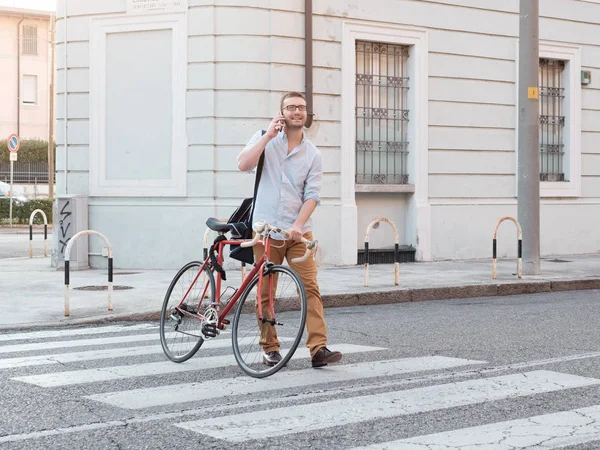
(74, 285), (134, 291)
(545, 259), (572, 263)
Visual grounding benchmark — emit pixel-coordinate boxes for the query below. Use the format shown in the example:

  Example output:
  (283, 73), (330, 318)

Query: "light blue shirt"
(242, 130), (323, 238)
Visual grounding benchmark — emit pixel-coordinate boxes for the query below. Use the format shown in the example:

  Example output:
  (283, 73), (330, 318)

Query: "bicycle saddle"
(206, 217), (231, 233)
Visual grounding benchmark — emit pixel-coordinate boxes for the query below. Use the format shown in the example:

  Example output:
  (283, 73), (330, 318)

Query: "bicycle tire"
(160, 261), (216, 363)
(231, 264), (307, 378)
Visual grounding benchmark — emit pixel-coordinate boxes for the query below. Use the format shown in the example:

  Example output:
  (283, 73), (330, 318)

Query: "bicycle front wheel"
(160, 261), (216, 363)
(232, 264), (307, 378)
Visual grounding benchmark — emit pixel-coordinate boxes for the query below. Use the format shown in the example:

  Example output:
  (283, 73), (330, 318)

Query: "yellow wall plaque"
(528, 87), (539, 99)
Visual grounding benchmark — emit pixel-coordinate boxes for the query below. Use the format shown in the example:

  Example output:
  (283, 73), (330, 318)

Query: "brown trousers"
(252, 232), (328, 357)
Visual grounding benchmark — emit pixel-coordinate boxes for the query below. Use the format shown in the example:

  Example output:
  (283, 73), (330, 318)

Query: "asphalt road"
(2, 290), (600, 449)
(0, 229), (49, 259)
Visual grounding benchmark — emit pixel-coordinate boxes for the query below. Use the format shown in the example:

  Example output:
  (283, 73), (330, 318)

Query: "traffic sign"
(8, 134), (20, 153)
(7, 134), (20, 228)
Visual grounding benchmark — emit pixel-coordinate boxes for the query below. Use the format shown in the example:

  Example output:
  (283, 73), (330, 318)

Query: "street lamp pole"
(517, 0), (541, 275)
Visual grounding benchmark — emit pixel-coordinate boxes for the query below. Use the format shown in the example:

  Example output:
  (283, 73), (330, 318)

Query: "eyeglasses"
(283, 105), (307, 112)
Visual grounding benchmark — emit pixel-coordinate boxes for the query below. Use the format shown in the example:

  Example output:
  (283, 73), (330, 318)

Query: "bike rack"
(492, 216), (522, 280)
(364, 217), (400, 287)
(28, 209), (48, 258)
(64, 230), (113, 317)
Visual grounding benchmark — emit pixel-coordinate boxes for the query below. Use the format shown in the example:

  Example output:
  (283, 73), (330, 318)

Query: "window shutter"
(23, 75), (37, 104)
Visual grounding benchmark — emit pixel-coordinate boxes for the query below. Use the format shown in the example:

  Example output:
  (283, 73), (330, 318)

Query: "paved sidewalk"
(2, 250), (600, 331)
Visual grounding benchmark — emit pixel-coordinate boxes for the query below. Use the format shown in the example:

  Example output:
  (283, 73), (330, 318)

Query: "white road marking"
(0, 334), (160, 354)
(11, 344), (383, 387)
(0, 324), (156, 342)
(351, 404), (600, 449)
(174, 370), (600, 443)
(87, 356), (481, 409)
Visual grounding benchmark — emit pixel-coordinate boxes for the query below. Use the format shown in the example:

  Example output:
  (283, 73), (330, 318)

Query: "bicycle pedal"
(221, 319), (230, 325)
(202, 323), (218, 338)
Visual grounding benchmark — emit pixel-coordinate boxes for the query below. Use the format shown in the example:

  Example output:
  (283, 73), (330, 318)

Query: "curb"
(2, 278), (600, 332)
(324, 279), (600, 306)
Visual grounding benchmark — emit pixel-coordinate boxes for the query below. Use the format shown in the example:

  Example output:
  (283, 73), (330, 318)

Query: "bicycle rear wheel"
(232, 264), (307, 378)
(160, 261), (216, 363)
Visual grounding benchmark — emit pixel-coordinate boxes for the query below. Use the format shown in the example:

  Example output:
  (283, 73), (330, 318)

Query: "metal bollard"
(28, 209), (48, 258)
(64, 230), (113, 317)
(492, 216), (523, 280)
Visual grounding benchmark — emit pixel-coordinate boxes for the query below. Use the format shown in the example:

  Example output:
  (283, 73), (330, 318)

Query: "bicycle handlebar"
(239, 222), (318, 263)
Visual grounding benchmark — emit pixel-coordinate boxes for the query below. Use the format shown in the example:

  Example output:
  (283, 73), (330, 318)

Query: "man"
(237, 91), (342, 368)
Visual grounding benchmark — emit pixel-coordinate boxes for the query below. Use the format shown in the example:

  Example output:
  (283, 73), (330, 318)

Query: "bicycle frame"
(176, 234), (275, 330)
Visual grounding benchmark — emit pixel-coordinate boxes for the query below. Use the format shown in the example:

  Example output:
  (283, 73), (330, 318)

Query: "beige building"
(55, 0), (600, 270)
(0, 6), (53, 141)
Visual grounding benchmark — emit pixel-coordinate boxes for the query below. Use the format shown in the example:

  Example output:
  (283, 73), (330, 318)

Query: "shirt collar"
(280, 130), (306, 145)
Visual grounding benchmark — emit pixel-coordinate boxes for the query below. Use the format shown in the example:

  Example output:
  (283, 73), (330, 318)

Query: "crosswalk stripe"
(0, 346), (164, 370)
(174, 370), (600, 443)
(86, 356), (485, 410)
(0, 324), (156, 343)
(0, 333), (160, 354)
(351, 404), (600, 450)
(0, 336), (235, 370)
(6, 372), (598, 447)
(11, 344), (384, 387)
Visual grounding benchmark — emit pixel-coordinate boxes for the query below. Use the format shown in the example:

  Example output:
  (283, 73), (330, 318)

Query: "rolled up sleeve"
(238, 130), (263, 173)
(303, 152), (323, 206)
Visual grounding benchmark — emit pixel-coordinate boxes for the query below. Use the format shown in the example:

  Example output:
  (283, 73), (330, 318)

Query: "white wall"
(424, 0), (600, 259)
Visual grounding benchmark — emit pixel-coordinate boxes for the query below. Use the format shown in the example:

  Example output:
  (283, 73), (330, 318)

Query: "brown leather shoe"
(311, 347), (342, 368)
(263, 351), (282, 367)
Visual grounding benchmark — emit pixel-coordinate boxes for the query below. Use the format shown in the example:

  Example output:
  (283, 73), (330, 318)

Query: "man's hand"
(266, 115), (286, 139)
(287, 224), (303, 242)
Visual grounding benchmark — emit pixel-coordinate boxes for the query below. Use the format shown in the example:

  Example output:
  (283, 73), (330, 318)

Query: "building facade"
(0, 6), (53, 141)
(55, 0), (600, 269)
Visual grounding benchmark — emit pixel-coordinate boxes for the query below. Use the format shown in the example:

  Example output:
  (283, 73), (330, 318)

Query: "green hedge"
(0, 139), (56, 164)
(0, 198), (54, 224)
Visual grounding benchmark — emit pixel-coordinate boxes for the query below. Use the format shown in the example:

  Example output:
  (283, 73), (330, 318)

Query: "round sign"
(8, 134), (20, 153)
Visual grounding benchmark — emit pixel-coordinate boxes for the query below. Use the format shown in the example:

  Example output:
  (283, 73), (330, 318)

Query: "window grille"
(355, 41), (410, 185)
(539, 58), (566, 182)
(22, 25), (38, 55)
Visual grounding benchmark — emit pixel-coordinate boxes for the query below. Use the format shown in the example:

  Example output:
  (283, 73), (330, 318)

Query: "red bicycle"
(159, 219), (315, 378)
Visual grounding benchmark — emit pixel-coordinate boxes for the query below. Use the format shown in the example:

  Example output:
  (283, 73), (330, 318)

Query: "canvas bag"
(227, 130), (266, 264)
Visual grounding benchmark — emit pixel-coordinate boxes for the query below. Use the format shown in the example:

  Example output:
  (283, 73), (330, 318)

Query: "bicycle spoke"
(160, 262), (216, 363)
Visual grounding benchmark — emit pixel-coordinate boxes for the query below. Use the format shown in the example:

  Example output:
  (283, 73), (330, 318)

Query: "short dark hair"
(280, 91), (306, 111)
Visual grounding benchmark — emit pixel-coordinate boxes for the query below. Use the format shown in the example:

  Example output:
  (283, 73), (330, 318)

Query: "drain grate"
(543, 258), (572, 263)
(74, 285), (133, 291)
